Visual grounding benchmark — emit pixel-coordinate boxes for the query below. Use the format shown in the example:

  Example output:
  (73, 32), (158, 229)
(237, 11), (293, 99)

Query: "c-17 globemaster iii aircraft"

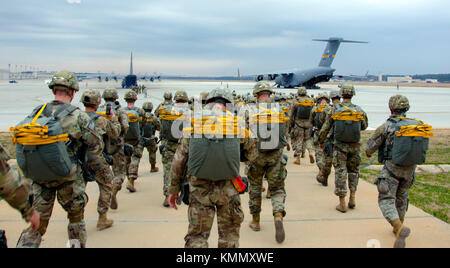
(255, 37), (368, 89)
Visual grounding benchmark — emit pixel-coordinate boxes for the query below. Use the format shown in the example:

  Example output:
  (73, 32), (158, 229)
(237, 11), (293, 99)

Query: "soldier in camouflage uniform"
(155, 92), (173, 118)
(289, 87), (315, 165)
(315, 91), (341, 186)
(168, 87), (248, 248)
(123, 91), (146, 193)
(81, 89), (121, 230)
(247, 82), (288, 244)
(365, 95), (415, 248)
(0, 145), (40, 235)
(318, 84), (368, 213)
(101, 88), (129, 210)
(160, 91), (190, 207)
(17, 71), (103, 248)
(142, 102), (161, 173)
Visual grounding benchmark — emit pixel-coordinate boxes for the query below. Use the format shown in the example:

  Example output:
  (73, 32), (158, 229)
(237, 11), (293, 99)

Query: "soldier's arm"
(168, 138), (189, 195)
(119, 109), (129, 134)
(79, 112), (103, 156)
(104, 116), (121, 139)
(309, 108), (316, 126)
(365, 124), (386, 156)
(139, 109), (146, 127)
(361, 111), (369, 131)
(318, 110), (333, 144)
(154, 115), (161, 132)
(0, 158), (34, 221)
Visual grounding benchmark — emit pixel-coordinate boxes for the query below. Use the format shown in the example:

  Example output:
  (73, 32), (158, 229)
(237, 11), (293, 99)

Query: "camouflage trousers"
(247, 150), (287, 216)
(291, 126), (313, 157)
(316, 146), (333, 179)
(375, 162), (415, 222)
(17, 171), (88, 248)
(332, 145), (361, 197)
(146, 143), (158, 166)
(125, 142), (144, 181)
(161, 146), (176, 197)
(112, 146), (126, 190)
(185, 178), (244, 248)
(94, 164), (113, 215)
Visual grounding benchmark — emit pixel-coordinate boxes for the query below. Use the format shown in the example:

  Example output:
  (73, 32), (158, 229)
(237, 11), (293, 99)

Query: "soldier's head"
(49, 71), (79, 102)
(297, 87), (307, 97)
(142, 102), (154, 112)
(124, 90), (138, 105)
(102, 88), (119, 102)
(253, 82), (274, 101)
(81, 89), (102, 111)
(174, 90), (188, 103)
(206, 87), (233, 111)
(317, 92), (330, 105)
(200, 91), (209, 105)
(389, 95), (410, 115)
(329, 91), (341, 104)
(163, 92), (173, 101)
(339, 84), (355, 99)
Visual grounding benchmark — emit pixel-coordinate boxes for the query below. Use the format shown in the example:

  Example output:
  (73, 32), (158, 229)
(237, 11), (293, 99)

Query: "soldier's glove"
(141, 137), (151, 147)
(103, 153), (114, 166)
(159, 144), (166, 155)
(124, 144), (134, 157)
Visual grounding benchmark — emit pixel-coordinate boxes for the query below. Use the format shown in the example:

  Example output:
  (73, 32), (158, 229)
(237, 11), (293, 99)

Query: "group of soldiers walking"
(0, 71), (432, 248)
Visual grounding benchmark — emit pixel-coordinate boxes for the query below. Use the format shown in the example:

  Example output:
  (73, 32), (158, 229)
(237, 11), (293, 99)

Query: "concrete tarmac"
(0, 150), (449, 248)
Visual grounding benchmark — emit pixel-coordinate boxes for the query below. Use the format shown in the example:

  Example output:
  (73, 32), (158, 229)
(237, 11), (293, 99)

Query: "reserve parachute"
(124, 107), (142, 142)
(250, 105), (289, 152)
(332, 104), (365, 143)
(294, 98), (315, 119)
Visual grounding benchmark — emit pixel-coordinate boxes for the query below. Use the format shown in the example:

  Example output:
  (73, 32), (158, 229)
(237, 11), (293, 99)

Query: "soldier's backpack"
(142, 112), (156, 138)
(381, 117), (433, 166)
(159, 104), (186, 142)
(313, 103), (328, 129)
(97, 103), (123, 155)
(294, 97), (315, 119)
(123, 106), (141, 142)
(185, 110), (242, 181)
(11, 103), (77, 184)
(250, 105), (289, 152)
(332, 104), (365, 143)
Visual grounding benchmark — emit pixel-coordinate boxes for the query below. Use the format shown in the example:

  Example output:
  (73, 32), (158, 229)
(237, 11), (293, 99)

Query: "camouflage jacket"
(0, 145), (34, 221)
(318, 100), (368, 150)
(104, 100), (129, 136)
(318, 102), (340, 142)
(289, 96), (314, 130)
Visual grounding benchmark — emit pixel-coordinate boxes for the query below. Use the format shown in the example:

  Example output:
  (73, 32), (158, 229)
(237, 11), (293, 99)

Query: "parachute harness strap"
(10, 103), (70, 146)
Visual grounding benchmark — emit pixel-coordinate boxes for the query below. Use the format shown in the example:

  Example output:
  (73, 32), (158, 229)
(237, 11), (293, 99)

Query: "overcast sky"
(1, 0), (449, 76)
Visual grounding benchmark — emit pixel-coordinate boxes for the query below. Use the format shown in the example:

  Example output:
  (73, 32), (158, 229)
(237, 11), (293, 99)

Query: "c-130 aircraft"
(255, 37), (368, 89)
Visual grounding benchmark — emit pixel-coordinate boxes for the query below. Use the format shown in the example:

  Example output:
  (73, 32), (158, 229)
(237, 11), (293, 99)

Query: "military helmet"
(124, 90), (138, 101)
(206, 87), (233, 104)
(142, 102), (154, 111)
(389, 95), (410, 111)
(317, 92), (330, 102)
(247, 96), (257, 104)
(339, 84), (356, 97)
(174, 90), (188, 102)
(253, 81), (274, 96)
(48, 71), (79, 92)
(163, 92), (173, 100)
(329, 91), (341, 99)
(200, 91), (209, 102)
(297, 87), (307, 96)
(102, 88), (119, 100)
(81, 89), (102, 106)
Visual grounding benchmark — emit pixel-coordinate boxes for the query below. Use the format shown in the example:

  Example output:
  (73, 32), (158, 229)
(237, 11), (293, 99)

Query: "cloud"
(67, 0), (81, 4)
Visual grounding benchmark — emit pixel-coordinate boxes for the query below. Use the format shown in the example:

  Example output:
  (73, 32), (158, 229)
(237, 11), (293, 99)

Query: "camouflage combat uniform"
(0, 145), (34, 222)
(142, 103), (161, 170)
(168, 88), (246, 248)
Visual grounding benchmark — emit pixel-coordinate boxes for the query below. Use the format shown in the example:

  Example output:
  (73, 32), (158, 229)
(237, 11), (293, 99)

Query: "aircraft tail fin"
(313, 38), (368, 67)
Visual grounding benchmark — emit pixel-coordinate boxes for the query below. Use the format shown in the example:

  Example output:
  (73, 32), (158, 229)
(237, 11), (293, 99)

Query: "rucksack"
(142, 112), (156, 138)
(332, 103), (365, 143)
(313, 103), (328, 129)
(159, 104), (186, 142)
(11, 103), (77, 184)
(123, 106), (141, 142)
(381, 117), (433, 166)
(250, 105), (289, 152)
(294, 97), (315, 119)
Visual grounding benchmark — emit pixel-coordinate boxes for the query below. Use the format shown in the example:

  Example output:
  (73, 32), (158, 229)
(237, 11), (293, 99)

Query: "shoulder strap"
(54, 104), (78, 120)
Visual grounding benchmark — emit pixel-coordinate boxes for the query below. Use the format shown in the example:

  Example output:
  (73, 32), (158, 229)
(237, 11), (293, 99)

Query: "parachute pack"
(250, 106), (290, 152)
(124, 107), (142, 142)
(332, 104), (365, 143)
(96, 103), (120, 120)
(159, 104), (186, 142)
(381, 117), (434, 166)
(313, 103), (328, 128)
(11, 103), (76, 184)
(142, 112), (156, 138)
(294, 98), (315, 119)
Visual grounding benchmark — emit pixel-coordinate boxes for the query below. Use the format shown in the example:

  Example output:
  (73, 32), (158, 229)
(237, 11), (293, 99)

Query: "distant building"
(378, 72), (383, 82)
(387, 76), (412, 83)
(425, 79), (439, 83)
(0, 69), (9, 80)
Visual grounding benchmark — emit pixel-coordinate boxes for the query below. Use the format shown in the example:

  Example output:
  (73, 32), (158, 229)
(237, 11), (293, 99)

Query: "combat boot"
(336, 196), (348, 213)
(316, 173), (328, 186)
(294, 156), (301, 165)
(151, 164), (159, 173)
(274, 212), (285, 243)
(391, 219), (411, 248)
(249, 215), (261, 232)
(348, 191), (356, 209)
(126, 178), (137, 193)
(266, 190), (271, 199)
(110, 186), (119, 210)
(163, 196), (170, 207)
(97, 213), (114, 231)
(301, 152), (305, 158)
(309, 152), (315, 164)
